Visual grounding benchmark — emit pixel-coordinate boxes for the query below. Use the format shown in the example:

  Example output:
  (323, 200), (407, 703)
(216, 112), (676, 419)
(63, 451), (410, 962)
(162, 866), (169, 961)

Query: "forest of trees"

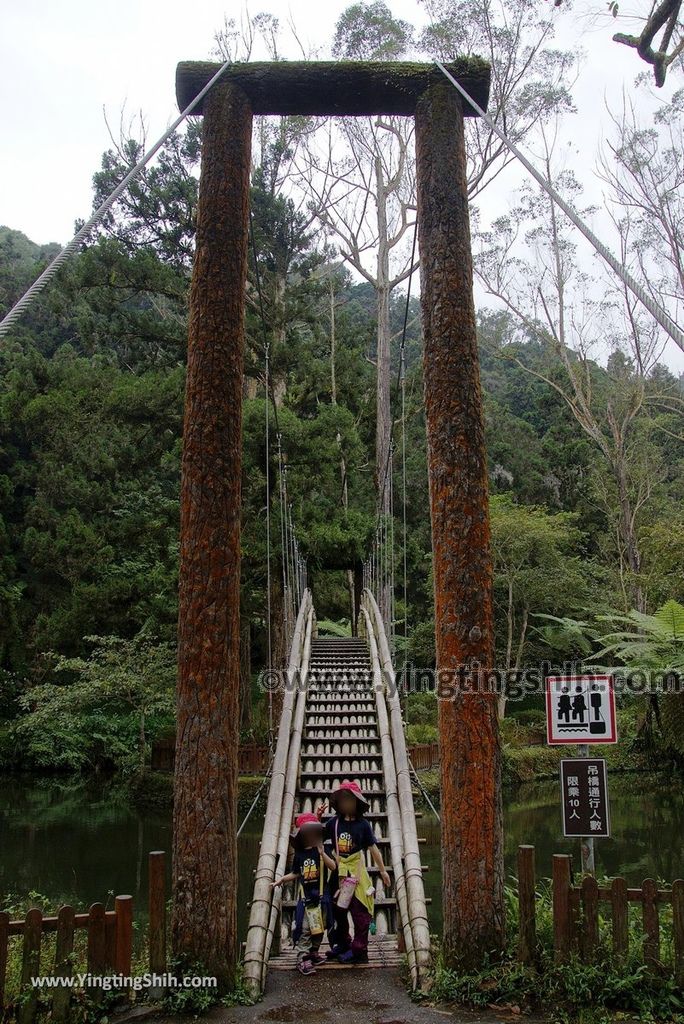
(1, 2), (683, 776)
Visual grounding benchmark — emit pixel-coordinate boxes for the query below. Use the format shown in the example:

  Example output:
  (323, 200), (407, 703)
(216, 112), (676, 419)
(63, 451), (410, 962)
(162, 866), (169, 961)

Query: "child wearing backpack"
(272, 812), (337, 975)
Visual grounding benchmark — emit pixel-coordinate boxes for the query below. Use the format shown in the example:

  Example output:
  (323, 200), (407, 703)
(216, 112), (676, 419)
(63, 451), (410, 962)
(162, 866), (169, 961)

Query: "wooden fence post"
(114, 896), (133, 979)
(0, 910), (8, 1010)
(87, 904), (106, 1003)
(149, 852), (167, 999)
(19, 908), (42, 1024)
(673, 879), (684, 987)
(552, 854), (573, 964)
(104, 912), (117, 970)
(581, 876), (599, 954)
(52, 906), (75, 1023)
(642, 878), (660, 971)
(610, 877), (629, 957)
(517, 845), (536, 965)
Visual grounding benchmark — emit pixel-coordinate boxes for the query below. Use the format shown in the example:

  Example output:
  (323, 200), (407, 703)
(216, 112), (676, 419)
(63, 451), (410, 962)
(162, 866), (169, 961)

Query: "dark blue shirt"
(291, 846), (325, 901)
(324, 814), (376, 858)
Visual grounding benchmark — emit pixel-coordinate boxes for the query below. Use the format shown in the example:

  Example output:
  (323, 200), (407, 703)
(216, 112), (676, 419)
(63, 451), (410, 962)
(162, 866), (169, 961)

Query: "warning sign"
(545, 675), (617, 745)
(560, 758), (610, 837)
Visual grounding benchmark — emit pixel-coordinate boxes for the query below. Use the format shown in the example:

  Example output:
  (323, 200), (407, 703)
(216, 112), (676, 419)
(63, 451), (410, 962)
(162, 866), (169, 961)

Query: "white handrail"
(243, 589), (313, 995)
(362, 589), (432, 982)
(361, 606), (419, 988)
(259, 606), (314, 986)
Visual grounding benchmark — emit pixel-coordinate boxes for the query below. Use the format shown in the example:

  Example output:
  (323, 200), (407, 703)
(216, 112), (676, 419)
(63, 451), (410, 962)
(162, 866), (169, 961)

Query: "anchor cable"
(435, 60), (684, 355)
(0, 57), (240, 339)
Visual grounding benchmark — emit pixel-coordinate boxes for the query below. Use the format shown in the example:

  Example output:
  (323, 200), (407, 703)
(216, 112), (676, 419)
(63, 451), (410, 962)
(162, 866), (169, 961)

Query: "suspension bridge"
(242, 586), (432, 993)
(5, 39), (683, 1007)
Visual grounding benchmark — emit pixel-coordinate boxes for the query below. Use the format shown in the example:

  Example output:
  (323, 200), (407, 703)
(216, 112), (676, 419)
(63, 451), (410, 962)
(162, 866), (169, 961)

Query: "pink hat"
(329, 779), (370, 812)
(294, 812), (324, 831)
(290, 811), (325, 847)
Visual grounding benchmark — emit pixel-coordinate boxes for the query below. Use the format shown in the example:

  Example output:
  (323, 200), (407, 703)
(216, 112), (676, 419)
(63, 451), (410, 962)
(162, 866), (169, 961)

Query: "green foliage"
(13, 632), (175, 774)
(536, 601), (684, 760)
(405, 724), (438, 744)
(593, 600), (684, 761)
(407, 619), (436, 667)
(317, 618), (352, 637)
(1, 54), (682, 777)
(593, 600), (684, 675)
(490, 494), (604, 673)
(431, 882), (684, 1023)
(160, 959), (254, 1013)
(333, 1), (412, 60)
(405, 690), (438, 727)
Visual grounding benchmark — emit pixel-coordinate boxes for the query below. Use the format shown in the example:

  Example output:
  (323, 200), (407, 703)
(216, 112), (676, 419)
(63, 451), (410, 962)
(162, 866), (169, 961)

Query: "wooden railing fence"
(407, 742), (440, 770)
(516, 845), (684, 983)
(0, 852), (169, 1021)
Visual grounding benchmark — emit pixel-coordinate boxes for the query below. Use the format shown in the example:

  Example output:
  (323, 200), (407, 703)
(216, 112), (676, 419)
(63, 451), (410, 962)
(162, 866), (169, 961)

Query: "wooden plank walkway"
(271, 636), (425, 971)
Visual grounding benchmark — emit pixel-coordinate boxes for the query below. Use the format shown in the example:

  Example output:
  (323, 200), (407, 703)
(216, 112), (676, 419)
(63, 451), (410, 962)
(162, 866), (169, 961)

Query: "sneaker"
(337, 949), (355, 963)
(297, 959), (316, 975)
(326, 945), (346, 960)
(309, 953), (326, 965)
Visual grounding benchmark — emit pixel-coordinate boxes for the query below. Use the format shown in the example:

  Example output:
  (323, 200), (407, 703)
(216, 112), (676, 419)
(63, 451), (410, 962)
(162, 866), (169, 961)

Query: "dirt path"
(155, 968), (547, 1024)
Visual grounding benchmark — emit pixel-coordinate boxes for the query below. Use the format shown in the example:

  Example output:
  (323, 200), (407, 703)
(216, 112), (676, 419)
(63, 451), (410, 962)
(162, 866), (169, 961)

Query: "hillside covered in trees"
(1, 210), (682, 774)
(1, 2), (683, 776)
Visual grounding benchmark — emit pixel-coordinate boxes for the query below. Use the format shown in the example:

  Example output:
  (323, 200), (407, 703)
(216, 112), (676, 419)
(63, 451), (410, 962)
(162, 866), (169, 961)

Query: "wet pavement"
(156, 968), (549, 1024)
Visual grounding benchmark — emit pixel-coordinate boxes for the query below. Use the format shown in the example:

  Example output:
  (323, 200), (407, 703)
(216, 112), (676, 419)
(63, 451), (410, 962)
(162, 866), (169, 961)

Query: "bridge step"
(267, 632), (427, 971)
(299, 769), (385, 778)
(268, 935), (404, 971)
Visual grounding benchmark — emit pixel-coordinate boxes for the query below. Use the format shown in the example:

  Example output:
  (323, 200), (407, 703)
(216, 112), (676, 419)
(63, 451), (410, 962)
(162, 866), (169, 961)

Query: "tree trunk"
(172, 80), (252, 989)
(416, 81), (504, 968)
(615, 457), (646, 612)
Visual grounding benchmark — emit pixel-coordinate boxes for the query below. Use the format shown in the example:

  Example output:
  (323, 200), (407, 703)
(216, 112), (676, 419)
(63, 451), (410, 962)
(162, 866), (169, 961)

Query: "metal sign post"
(547, 675), (616, 876)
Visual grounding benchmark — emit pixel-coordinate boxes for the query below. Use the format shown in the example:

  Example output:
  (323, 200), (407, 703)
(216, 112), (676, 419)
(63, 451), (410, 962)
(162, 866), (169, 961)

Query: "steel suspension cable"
(400, 333), (409, 704)
(389, 440), (395, 651)
(265, 339), (274, 745)
(237, 749), (275, 837)
(399, 223), (416, 686)
(435, 60), (684, 355)
(364, 220), (419, 635)
(277, 435), (289, 643)
(250, 215), (308, 662)
(0, 56), (242, 339)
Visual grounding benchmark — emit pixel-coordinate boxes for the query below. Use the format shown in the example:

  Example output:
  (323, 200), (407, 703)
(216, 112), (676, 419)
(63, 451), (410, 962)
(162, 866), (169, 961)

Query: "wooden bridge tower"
(172, 58), (501, 985)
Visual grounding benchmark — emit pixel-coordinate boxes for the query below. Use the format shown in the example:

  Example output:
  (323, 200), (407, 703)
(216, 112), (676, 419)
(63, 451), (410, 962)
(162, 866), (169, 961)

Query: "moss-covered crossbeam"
(175, 60), (490, 117)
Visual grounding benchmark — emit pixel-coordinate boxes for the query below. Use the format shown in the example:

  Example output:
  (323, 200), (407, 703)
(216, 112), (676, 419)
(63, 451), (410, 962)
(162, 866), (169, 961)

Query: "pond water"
(0, 772), (682, 941)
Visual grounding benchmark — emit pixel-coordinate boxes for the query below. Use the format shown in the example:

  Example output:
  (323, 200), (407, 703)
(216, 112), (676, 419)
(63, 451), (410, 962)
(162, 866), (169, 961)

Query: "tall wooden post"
(172, 80), (252, 988)
(415, 81), (504, 967)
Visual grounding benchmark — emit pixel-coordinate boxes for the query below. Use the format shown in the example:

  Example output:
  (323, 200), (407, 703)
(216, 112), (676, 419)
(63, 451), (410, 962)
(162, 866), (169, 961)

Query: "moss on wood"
(176, 59), (490, 118)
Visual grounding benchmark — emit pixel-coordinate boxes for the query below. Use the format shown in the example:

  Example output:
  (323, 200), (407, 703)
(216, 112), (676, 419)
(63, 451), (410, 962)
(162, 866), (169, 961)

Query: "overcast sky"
(1, 0), (682, 370)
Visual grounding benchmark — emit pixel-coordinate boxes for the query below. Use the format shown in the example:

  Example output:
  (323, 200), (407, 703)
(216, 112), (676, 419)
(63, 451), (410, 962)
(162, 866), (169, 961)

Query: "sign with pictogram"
(560, 758), (610, 837)
(545, 675), (617, 745)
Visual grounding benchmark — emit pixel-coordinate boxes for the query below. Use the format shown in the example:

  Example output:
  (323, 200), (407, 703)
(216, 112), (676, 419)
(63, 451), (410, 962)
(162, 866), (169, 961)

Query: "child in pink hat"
(318, 780), (391, 964)
(272, 812), (336, 975)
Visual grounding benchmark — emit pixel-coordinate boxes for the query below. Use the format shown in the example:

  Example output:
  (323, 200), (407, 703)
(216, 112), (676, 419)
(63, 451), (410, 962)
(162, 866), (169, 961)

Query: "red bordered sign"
(545, 675), (617, 745)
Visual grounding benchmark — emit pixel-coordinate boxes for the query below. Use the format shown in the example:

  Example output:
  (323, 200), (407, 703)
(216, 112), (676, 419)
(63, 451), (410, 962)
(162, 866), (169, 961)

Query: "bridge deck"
(269, 636), (425, 971)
